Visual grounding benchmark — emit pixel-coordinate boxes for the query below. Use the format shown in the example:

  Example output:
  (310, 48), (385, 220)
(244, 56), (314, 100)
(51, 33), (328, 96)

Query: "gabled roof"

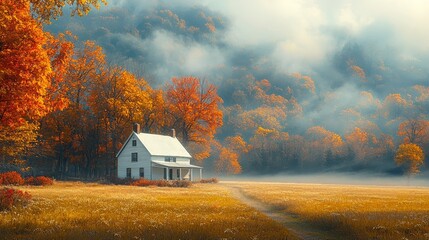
(116, 132), (192, 158)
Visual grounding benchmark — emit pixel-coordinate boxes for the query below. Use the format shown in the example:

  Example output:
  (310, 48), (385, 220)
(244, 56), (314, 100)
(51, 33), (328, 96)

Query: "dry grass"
(226, 181), (429, 240)
(0, 181), (294, 240)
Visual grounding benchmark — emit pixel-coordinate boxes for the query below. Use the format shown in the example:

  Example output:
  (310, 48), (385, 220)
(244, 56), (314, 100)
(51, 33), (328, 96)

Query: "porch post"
(199, 168), (202, 180)
(179, 168), (182, 180)
(166, 167), (169, 180)
(190, 168), (193, 181)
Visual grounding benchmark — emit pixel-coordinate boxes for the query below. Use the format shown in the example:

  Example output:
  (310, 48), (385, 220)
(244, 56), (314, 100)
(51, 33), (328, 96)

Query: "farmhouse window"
(132, 152), (138, 162)
(139, 168), (144, 178)
(126, 168), (131, 178)
(132, 140), (137, 146)
(177, 169), (180, 178)
(165, 157), (176, 162)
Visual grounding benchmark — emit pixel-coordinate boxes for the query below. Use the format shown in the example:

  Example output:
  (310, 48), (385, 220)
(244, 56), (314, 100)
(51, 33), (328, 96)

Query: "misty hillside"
(42, 1), (429, 176)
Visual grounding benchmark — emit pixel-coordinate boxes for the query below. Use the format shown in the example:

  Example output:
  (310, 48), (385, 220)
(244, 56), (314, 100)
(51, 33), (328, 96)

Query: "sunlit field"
(0, 182), (293, 240)
(225, 181), (429, 240)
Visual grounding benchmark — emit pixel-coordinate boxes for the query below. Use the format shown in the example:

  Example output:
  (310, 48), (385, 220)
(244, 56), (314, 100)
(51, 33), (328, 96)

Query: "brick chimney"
(133, 123), (141, 134)
(172, 129), (176, 138)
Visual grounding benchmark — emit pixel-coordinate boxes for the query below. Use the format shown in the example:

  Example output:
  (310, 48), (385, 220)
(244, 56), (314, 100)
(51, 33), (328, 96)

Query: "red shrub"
(25, 176), (54, 186)
(130, 179), (192, 188)
(153, 179), (170, 187)
(200, 178), (219, 184)
(130, 178), (152, 187)
(0, 171), (24, 186)
(0, 187), (31, 211)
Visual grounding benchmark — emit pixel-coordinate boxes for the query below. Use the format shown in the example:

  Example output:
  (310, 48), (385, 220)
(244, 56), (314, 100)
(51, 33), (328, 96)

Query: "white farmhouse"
(116, 124), (202, 181)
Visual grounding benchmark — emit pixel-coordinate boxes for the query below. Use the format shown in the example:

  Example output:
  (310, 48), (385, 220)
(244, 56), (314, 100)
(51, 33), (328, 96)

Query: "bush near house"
(25, 176), (54, 186)
(200, 178), (219, 184)
(0, 187), (31, 211)
(130, 178), (192, 188)
(0, 171), (25, 186)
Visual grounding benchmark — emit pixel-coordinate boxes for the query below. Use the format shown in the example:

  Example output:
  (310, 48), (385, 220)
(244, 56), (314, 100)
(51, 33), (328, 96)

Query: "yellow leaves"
(0, 121), (39, 164)
(291, 72), (316, 93)
(225, 135), (249, 154)
(30, 0), (107, 24)
(345, 127), (368, 145)
(379, 93), (410, 119)
(306, 126), (344, 152)
(395, 143), (424, 175)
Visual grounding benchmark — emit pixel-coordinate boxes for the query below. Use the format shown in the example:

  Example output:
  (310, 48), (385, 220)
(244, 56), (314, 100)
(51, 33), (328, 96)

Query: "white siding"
(152, 167), (165, 180)
(176, 157), (190, 164)
(151, 156), (165, 162)
(117, 134), (151, 179)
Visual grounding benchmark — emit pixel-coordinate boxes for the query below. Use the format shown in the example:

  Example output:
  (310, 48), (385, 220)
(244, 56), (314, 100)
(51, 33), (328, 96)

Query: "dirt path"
(226, 185), (337, 240)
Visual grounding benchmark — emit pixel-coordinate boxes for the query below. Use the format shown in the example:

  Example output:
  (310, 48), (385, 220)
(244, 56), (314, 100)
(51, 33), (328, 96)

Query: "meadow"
(226, 181), (429, 240)
(0, 181), (293, 240)
(2, 181), (429, 240)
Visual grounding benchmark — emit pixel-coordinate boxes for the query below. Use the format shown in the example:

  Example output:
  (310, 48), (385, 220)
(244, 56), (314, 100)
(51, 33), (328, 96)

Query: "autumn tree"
(38, 40), (105, 178)
(0, 1), (71, 168)
(344, 127), (370, 162)
(0, 0), (51, 129)
(166, 76), (223, 160)
(395, 143), (424, 178)
(89, 66), (156, 176)
(247, 127), (289, 171)
(397, 119), (429, 145)
(215, 136), (249, 174)
(304, 126), (344, 168)
(30, 0), (107, 24)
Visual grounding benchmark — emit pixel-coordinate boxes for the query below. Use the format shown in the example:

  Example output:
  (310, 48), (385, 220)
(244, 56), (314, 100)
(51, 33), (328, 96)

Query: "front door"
(169, 168), (173, 180)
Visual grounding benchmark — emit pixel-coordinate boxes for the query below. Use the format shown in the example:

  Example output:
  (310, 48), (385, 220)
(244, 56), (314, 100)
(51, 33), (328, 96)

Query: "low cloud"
(47, 0), (429, 135)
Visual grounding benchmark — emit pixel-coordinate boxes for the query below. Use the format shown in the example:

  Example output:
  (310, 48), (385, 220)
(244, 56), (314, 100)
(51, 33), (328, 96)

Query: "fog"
(220, 172), (429, 187)
(46, 1), (429, 134)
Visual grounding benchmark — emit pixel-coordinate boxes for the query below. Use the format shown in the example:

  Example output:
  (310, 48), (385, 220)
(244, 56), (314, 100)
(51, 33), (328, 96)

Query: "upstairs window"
(131, 152), (138, 162)
(132, 140), (137, 146)
(165, 157), (176, 162)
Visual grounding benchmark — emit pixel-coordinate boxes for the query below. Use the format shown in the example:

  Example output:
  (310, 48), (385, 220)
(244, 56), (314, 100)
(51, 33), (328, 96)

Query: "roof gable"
(136, 133), (192, 158)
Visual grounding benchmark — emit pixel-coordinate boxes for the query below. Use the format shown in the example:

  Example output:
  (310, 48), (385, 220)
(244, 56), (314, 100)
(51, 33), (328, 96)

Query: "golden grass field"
(2, 181), (429, 240)
(226, 181), (429, 240)
(0, 182), (293, 240)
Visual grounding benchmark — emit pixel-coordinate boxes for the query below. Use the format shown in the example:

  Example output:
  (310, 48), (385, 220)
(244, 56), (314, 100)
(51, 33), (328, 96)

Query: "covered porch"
(151, 162), (202, 181)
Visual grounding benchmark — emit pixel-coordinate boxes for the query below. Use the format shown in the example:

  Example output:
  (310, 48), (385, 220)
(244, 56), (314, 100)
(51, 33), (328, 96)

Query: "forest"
(1, 0), (428, 179)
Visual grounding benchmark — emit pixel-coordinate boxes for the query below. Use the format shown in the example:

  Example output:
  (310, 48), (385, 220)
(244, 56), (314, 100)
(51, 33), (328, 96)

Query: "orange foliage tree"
(89, 67), (151, 175)
(304, 126), (344, 167)
(395, 143), (424, 178)
(344, 127), (372, 162)
(215, 136), (249, 174)
(397, 119), (429, 145)
(0, 0), (74, 168)
(166, 77), (223, 160)
(0, 0), (51, 129)
(30, 0), (107, 24)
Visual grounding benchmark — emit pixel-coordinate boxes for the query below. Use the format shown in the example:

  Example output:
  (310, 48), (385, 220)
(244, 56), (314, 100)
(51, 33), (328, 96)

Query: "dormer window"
(165, 157), (176, 162)
(132, 140), (137, 146)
